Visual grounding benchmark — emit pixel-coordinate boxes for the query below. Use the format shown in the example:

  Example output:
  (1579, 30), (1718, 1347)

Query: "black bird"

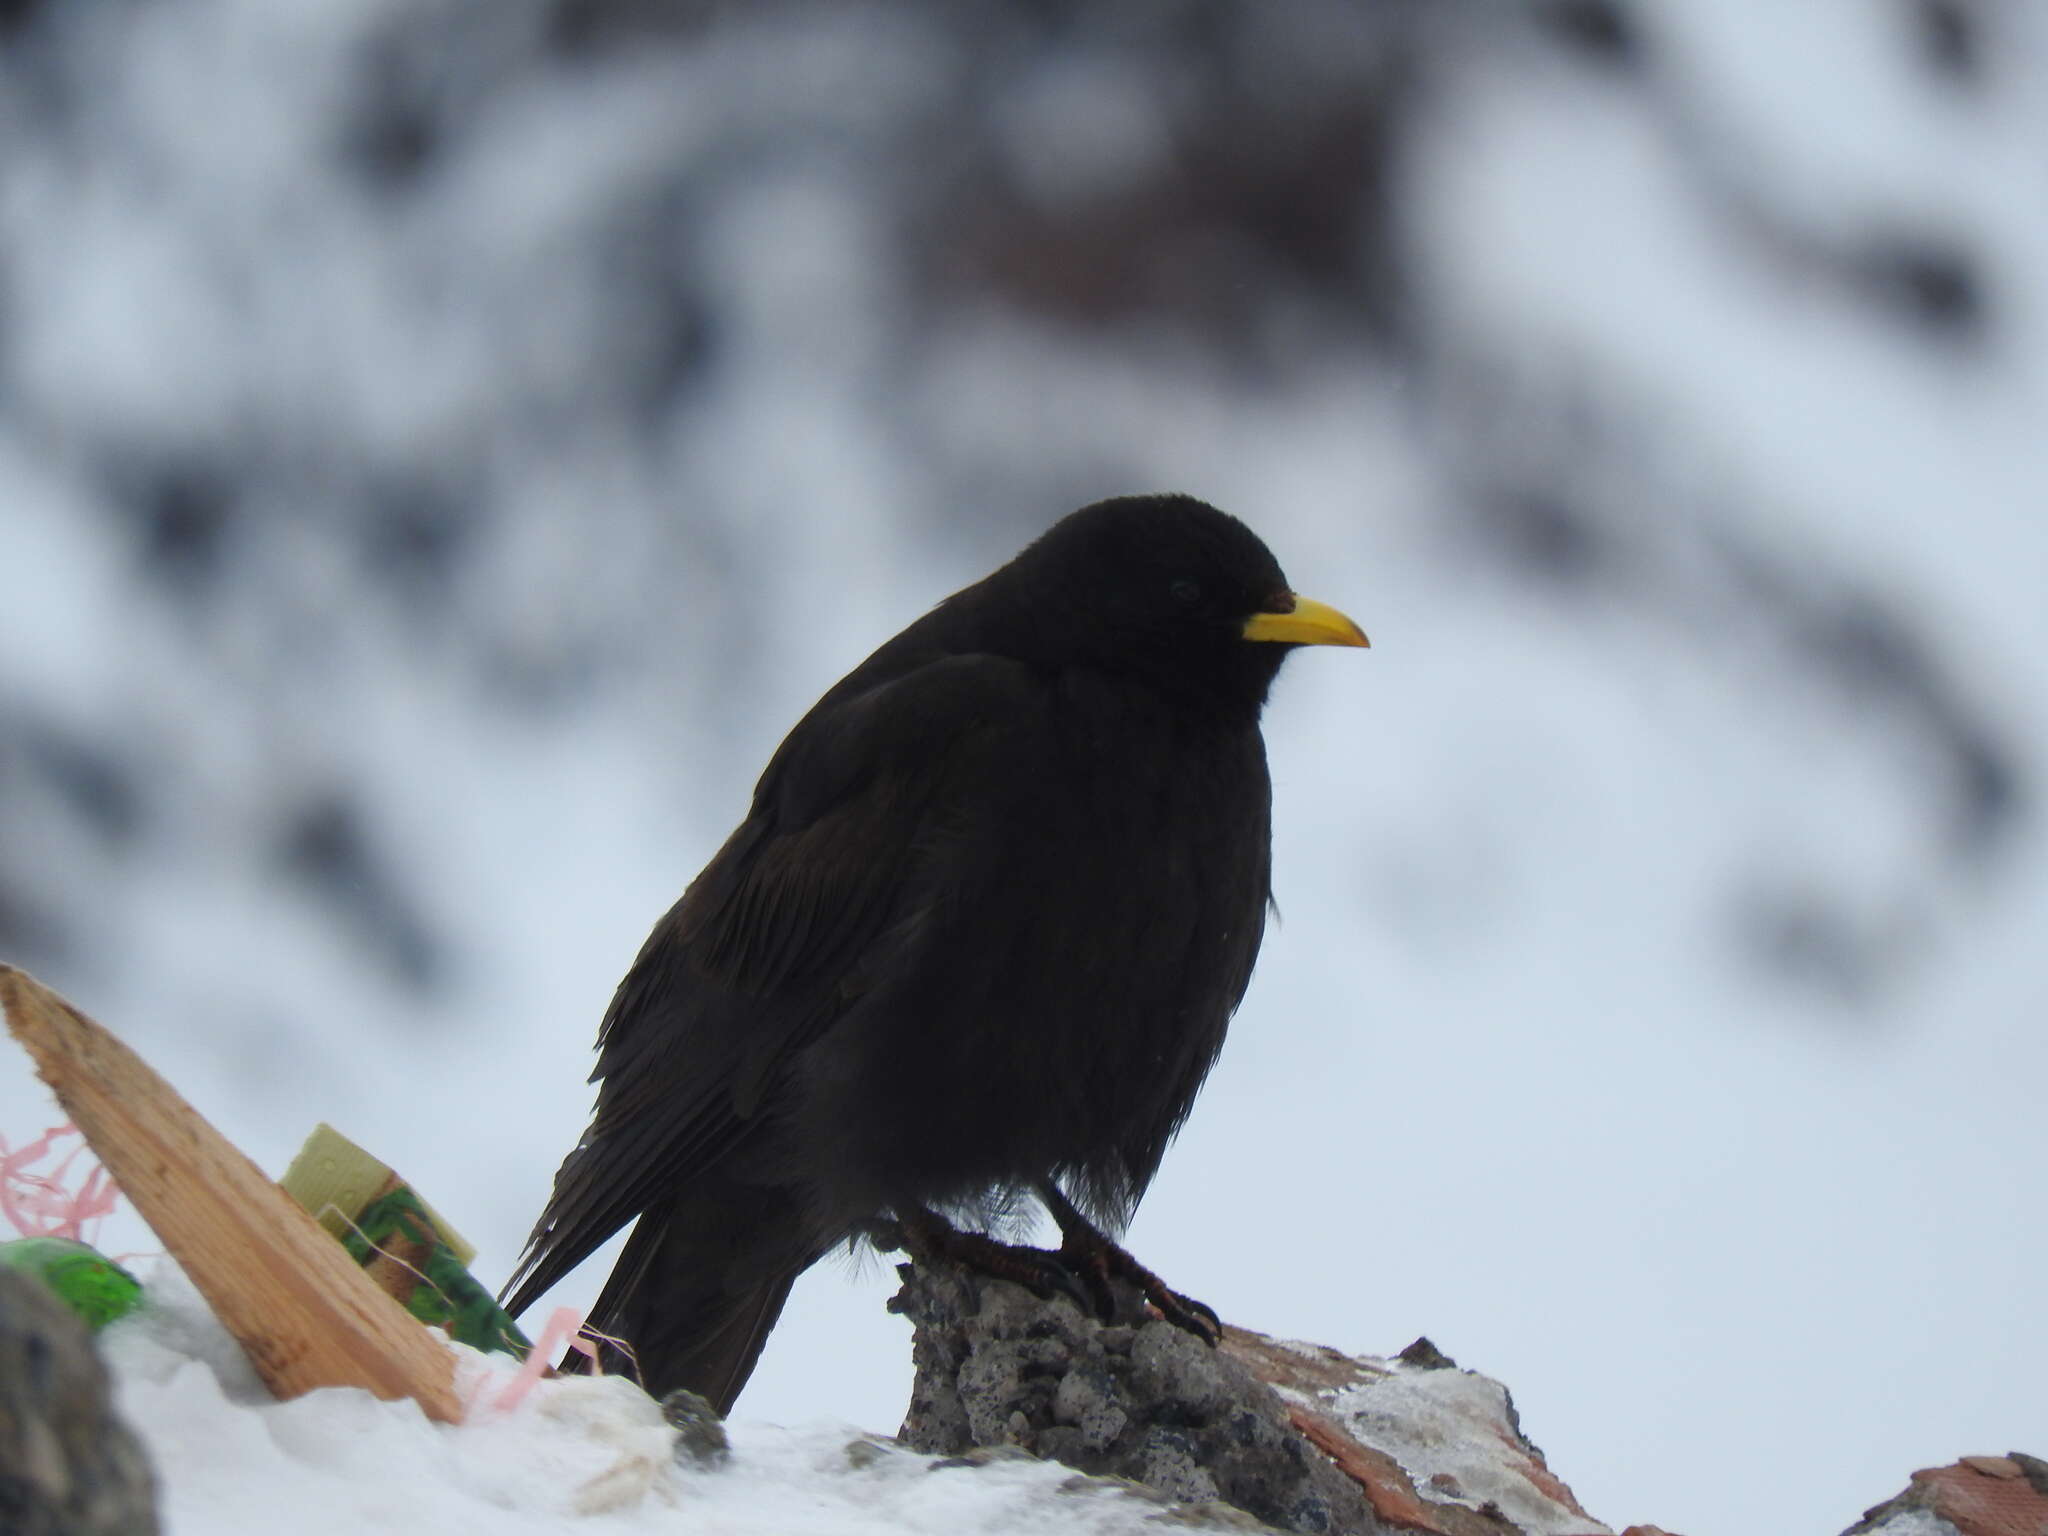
(501, 493), (1367, 1412)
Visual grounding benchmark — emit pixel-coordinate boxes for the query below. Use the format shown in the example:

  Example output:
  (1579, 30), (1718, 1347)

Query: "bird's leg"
(882, 1207), (1100, 1319)
(1034, 1179), (1224, 1346)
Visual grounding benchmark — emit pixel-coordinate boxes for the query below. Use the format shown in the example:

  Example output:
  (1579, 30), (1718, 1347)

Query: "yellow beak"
(1241, 594), (1370, 649)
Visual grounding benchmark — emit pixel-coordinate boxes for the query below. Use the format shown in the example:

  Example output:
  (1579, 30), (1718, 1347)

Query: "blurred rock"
(0, 1267), (159, 1536)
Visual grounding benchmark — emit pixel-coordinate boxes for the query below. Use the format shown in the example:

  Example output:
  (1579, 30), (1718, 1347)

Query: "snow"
(1311, 1355), (1610, 1536)
(105, 1260), (1197, 1536)
(1858, 1515), (1959, 1536)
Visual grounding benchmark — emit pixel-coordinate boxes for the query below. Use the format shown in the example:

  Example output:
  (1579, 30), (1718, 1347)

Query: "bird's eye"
(1169, 579), (1203, 606)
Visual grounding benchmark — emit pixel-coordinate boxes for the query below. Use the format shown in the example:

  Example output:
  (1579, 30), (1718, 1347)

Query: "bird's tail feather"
(563, 1187), (812, 1417)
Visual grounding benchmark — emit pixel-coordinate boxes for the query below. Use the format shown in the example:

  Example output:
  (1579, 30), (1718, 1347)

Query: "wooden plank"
(0, 966), (463, 1423)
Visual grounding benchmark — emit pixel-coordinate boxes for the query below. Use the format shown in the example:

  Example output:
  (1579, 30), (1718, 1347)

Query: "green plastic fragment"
(0, 1236), (145, 1330)
(340, 1186), (530, 1359)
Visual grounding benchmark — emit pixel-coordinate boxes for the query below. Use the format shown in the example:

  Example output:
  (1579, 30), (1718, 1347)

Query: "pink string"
(0, 1124), (122, 1242)
(477, 1306), (615, 1414)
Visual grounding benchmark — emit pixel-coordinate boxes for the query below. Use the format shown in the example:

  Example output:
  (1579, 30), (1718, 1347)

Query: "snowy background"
(2, 2), (2043, 1532)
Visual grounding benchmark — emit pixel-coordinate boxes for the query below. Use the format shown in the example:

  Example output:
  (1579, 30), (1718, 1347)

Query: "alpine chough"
(502, 493), (1368, 1412)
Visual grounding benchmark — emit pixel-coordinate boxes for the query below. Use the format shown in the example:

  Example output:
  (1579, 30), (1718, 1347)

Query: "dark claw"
(1019, 1253), (1105, 1319)
(1144, 1283), (1223, 1346)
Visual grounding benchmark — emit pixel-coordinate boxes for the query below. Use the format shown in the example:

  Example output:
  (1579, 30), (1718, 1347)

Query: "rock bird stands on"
(502, 494), (1368, 1413)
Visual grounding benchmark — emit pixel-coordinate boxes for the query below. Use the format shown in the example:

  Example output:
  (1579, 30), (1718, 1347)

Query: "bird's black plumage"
(501, 493), (1366, 1411)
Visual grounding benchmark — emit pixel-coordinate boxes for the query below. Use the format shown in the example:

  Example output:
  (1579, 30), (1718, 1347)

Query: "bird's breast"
(793, 676), (1272, 1223)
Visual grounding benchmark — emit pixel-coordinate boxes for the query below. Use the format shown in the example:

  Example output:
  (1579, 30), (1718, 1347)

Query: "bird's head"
(982, 494), (1368, 715)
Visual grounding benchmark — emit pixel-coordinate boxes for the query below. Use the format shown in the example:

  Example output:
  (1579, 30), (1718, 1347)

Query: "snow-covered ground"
(110, 1261), (1193, 1536)
(1, 4), (2042, 1533)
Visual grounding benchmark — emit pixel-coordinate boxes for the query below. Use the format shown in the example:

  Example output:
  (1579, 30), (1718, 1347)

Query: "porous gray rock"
(891, 1255), (1389, 1535)
(0, 1267), (159, 1536)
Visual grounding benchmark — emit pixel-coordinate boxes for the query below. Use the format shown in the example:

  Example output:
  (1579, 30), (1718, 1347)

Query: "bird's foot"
(1032, 1180), (1223, 1345)
(1058, 1234), (1223, 1345)
(876, 1205), (1220, 1343)
(884, 1210), (1104, 1321)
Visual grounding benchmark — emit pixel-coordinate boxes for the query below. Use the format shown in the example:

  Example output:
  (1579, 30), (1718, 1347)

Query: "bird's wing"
(501, 651), (1043, 1312)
